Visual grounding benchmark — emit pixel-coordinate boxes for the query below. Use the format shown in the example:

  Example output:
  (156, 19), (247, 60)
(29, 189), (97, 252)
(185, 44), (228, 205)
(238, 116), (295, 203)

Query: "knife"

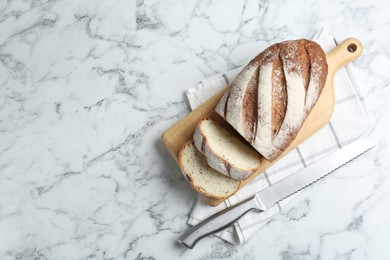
(178, 139), (375, 249)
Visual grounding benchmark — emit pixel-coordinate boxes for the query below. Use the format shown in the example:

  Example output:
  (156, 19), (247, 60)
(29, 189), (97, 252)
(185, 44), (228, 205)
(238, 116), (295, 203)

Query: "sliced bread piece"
(179, 141), (239, 199)
(193, 118), (262, 180)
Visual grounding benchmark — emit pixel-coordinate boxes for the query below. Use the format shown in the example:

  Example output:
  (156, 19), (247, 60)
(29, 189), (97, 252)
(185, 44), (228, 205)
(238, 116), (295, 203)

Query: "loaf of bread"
(215, 39), (328, 161)
(178, 141), (240, 199)
(193, 118), (261, 180)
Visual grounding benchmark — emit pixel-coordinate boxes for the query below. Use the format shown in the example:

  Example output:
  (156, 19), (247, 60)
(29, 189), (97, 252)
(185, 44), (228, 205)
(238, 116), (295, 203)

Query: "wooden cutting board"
(161, 38), (363, 206)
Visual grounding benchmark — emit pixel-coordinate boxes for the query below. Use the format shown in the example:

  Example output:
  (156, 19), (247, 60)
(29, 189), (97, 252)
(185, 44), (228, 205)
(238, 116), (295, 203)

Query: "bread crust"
(216, 39), (328, 161)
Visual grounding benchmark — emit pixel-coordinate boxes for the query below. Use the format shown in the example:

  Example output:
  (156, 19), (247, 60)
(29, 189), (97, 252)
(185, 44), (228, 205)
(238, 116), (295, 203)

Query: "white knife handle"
(178, 196), (264, 249)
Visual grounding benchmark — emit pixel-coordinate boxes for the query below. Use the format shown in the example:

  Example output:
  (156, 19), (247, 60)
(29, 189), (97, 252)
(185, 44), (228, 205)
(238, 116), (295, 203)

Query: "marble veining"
(0, 0), (389, 259)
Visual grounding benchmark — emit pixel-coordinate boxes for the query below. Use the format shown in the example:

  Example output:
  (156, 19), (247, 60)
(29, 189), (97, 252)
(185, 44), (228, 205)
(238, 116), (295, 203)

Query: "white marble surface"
(0, 0), (389, 259)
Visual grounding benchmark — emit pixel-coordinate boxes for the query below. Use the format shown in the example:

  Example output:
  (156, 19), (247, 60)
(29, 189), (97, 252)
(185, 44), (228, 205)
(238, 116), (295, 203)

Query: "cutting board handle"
(327, 38), (363, 73)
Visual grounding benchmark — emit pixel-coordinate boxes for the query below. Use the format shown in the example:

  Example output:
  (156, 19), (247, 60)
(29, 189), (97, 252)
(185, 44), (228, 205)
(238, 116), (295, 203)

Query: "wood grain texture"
(161, 38), (363, 206)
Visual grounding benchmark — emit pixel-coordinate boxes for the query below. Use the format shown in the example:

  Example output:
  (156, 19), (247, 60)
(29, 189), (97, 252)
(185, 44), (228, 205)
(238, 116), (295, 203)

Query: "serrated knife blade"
(179, 139), (375, 249)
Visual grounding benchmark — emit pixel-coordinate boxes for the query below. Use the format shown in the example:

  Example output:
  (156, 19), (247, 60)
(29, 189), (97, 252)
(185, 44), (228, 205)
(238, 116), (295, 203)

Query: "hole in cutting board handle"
(347, 43), (357, 53)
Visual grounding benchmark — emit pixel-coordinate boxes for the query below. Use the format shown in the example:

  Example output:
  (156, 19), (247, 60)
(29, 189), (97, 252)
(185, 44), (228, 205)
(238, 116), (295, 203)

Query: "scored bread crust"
(193, 118), (261, 181)
(216, 39), (328, 161)
(178, 140), (240, 199)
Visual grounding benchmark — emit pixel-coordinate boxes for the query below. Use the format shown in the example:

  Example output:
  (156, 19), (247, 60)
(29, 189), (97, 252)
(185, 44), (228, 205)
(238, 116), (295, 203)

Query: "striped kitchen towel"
(185, 28), (373, 245)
